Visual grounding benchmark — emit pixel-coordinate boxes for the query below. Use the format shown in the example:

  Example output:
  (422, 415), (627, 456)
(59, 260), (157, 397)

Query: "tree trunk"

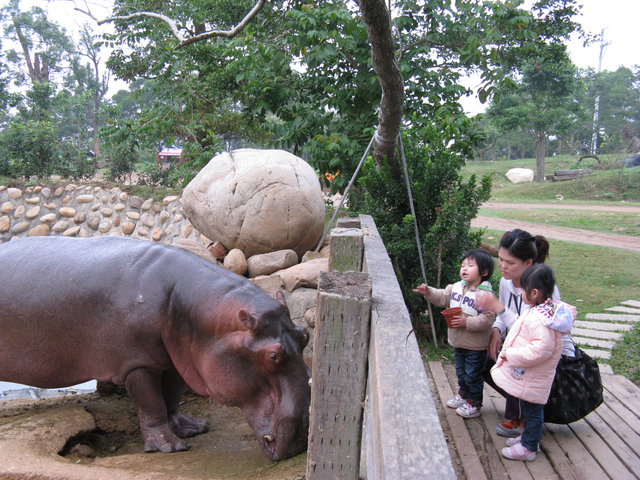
(358, 0), (404, 176)
(535, 130), (546, 182)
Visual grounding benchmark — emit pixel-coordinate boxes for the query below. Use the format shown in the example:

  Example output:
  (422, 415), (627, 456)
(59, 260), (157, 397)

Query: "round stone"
(25, 196), (41, 204)
(141, 198), (153, 210)
(63, 226), (81, 237)
(25, 206), (41, 219)
(1, 201), (14, 214)
(101, 208), (113, 217)
(163, 195), (180, 205)
(10, 221), (30, 234)
(52, 220), (70, 232)
(141, 213), (155, 228)
(159, 211), (169, 223)
(98, 219), (112, 233)
(74, 211), (86, 224)
(7, 188), (22, 199)
(13, 205), (25, 218)
(127, 211), (141, 220)
(0, 215), (10, 233)
(59, 207), (77, 217)
(115, 203), (125, 211)
(151, 226), (164, 241)
(121, 221), (136, 235)
(40, 213), (57, 223)
(87, 216), (100, 230)
(76, 194), (95, 203)
(28, 224), (50, 236)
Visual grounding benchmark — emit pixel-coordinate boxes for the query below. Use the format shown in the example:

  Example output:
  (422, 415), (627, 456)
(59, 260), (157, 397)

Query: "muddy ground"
(0, 391), (306, 480)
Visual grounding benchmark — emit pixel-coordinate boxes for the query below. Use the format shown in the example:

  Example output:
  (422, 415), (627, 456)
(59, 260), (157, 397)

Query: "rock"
(25, 206), (41, 220)
(182, 149), (325, 257)
(40, 213), (57, 224)
(505, 168), (534, 183)
(127, 211), (141, 220)
(74, 211), (86, 224)
(87, 216), (100, 230)
(278, 258), (329, 292)
(115, 203), (125, 211)
(52, 220), (70, 232)
(151, 226), (164, 241)
(99, 219), (112, 233)
(7, 188), (22, 199)
(14, 205), (25, 218)
(0, 215), (9, 233)
(141, 213), (155, 228)
(121, 221), (136, 235)
(100, 208), (113, 217)
(250, 274), (286, 296)
(223, 248), (248, 276)
(304, 307), (317, 328)
(247, 249), (298, 278)
(0, 202), (14, 214)
(171, 238), (215, 262)
(28, 224), (50, 236)
(129, 196), (143, 209)
(59, 207), (77, 217)
(208, 241), (228, 260)
(283, 288), (318, 324)
(76, 194), (94, 203)
(141, 198), (153, 210)
(63, 226), (81, 237)
(163, 195), (180, 205)
(10, 221), (30, 234)
(25, 197), (40, 204)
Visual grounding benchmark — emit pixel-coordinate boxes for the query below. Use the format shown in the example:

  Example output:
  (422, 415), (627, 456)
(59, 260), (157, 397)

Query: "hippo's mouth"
(260, 433), (278, 460)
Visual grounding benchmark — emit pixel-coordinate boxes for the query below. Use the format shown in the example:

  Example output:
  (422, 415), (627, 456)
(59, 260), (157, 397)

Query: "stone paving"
(572, 299), (640, 375)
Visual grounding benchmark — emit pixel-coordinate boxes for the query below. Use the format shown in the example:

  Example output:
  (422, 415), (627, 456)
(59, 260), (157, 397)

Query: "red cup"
(441, 307), (462, 328)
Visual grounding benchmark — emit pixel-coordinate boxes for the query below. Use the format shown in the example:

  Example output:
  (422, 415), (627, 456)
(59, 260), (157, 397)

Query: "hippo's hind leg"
(125, 368), (190, 453)
(162, 369), (210, 438)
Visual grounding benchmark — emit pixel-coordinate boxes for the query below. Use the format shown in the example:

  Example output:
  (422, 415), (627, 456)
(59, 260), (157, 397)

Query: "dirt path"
(472, 203), (640, 252)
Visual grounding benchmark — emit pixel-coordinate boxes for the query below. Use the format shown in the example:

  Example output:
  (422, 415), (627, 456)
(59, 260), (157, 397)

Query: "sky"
(11, 0), (640, 108)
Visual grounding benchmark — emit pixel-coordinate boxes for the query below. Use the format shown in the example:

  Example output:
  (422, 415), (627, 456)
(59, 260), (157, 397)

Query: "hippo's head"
(171, 289), (311, 460)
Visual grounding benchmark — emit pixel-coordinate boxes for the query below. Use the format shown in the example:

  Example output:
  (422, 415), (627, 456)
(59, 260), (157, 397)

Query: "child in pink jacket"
(491, 264), (575, 461)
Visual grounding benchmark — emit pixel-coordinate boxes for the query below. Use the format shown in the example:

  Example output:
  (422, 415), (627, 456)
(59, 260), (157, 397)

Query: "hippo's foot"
(142, 423), (191, 453)
(169, 412), (210, 438)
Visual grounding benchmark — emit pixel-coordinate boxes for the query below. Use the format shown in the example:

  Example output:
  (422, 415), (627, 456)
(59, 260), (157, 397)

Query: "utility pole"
(590, 29), (610, 155)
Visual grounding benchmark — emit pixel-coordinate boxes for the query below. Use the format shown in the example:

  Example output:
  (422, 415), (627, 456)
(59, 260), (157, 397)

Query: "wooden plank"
(360, 214), (456, 479)
(567, 419), (635, 479)
(570, 328), (624, 341)
(546, 423), (609, 479)
(428, 362), (488, 480)
(482, 386), (535, 480)
(605, 306), (640, 314)
(586, 313), (640, 322)
(602, 376), (640, 421)
(601, 389), (640, 434)
(574, 320), (634, 332)
(583, 409), (640, 473)
(621, 300), (640, 309)
(599, 364), (613, 375)
(591, 402), (640, 458)
(572, 337), (616, 349)
(328, 227), (364, 272)
(307, 271), (371, 480)
(445, 364), (510, 480)
(336, 218), (362, 229)
(540, 428), (580, 480)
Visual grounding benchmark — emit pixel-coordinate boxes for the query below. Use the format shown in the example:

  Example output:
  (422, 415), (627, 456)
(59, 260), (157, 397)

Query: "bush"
(358, 130), (491, 343)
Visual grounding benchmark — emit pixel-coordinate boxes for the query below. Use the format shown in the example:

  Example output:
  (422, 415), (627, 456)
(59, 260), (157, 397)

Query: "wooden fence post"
(329, 227), (364, 272)
(306, 271), (372, 480)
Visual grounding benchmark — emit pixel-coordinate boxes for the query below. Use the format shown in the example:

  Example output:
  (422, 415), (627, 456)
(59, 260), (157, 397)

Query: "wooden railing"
(307, 214), (456, 479)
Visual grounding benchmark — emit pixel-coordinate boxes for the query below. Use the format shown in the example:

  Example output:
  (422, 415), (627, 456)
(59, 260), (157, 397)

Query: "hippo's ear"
(238, 309), (259, 331)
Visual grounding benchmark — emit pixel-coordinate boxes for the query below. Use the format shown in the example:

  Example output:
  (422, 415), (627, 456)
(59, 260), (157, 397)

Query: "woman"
(476, 229), (574, 437)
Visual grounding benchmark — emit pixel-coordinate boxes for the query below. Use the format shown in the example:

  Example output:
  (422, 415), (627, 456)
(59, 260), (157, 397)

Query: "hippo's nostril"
(264, 434), (275, 444)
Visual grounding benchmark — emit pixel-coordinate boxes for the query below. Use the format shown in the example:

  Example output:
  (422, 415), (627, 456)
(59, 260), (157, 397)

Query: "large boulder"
(182, 149), (326, 257)
(505, 168), (534, 183)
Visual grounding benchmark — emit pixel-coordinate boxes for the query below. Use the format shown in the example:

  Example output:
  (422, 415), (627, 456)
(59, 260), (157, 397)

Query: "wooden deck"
(428, 361), (640, 480)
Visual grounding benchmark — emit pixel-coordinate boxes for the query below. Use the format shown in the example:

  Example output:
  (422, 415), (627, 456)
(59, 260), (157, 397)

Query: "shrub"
(358, 130), (491, 342)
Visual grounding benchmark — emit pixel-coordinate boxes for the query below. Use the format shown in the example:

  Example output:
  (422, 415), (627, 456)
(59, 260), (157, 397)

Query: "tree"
(487, 43), (583, 180)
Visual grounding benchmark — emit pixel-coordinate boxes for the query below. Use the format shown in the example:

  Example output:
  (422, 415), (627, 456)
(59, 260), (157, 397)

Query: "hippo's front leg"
(125, 368), (190, 453)
(161, 369), (210, 438)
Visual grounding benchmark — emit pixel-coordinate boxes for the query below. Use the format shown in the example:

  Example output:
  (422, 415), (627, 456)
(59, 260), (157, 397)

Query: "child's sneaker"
(501, 443), (536, 461)
(456, 402), (481, 418)
(506, 436), (521, 447)
(496, 420), (524, 437)
(446, 394), (466, 409)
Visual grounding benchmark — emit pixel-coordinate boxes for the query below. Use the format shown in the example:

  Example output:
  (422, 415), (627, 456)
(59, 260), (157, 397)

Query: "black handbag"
(544, 345), (604, 424)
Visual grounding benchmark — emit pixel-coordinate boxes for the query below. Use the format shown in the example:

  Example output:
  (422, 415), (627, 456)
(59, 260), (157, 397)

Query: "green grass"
(479, 208), (640, 237)
(464, 154), (640, 203)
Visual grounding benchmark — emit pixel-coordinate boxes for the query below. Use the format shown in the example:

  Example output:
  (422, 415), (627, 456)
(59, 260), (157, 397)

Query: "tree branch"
(77, 0), (267, 48)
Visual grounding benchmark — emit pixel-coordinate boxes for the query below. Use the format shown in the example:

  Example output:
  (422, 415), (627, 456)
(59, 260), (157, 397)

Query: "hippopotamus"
(0, 236), (310, 460)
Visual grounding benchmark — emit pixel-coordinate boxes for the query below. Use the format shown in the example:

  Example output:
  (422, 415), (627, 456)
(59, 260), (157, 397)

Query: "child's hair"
(499, 229), (550, 264)
(461, 249), (494, 282)
(520, 264), (556, 302)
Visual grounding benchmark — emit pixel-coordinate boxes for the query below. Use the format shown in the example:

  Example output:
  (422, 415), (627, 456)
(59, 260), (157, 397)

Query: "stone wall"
(0, 183), (206, 250)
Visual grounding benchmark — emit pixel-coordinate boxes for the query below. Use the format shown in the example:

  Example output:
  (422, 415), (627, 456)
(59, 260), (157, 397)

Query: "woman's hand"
(488, 327), (502, 361)
(476, 291), (500, 312)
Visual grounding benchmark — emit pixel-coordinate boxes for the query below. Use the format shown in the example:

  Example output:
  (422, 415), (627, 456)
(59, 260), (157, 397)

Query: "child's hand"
(412, 284), (429, 297)
(450, 313), (467, 328)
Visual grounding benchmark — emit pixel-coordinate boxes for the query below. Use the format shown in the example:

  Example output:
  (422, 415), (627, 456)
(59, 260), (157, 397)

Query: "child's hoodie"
(491, 299), (576, 405)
